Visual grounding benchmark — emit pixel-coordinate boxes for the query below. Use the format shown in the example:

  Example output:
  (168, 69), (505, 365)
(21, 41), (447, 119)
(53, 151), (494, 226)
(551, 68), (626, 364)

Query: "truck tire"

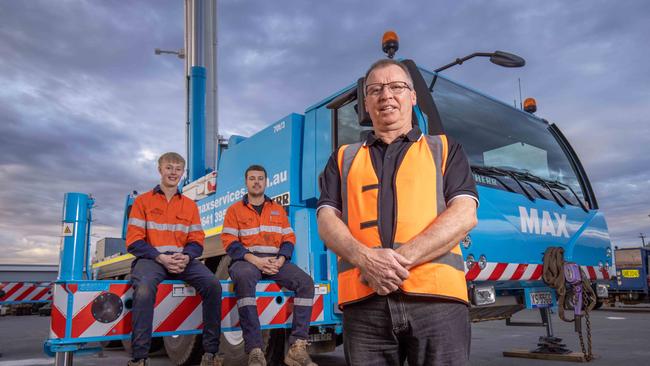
(265, 328), (288, 366)
(163, 334), (203, 365)
(163, 257), (225, 365)
(219, 328), (286, 365)
(215, 256), (287, 366)
(100, 340), (122, 349)
(122, 337), (164, 356)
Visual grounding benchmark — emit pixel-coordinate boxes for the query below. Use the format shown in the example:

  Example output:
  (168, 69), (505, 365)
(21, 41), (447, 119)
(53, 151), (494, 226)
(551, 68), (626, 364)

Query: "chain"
(543, 247), (597, 362)
(576, 302), (594, 361)
(586, 311), (593, 361)
(578, 325), (587, 359)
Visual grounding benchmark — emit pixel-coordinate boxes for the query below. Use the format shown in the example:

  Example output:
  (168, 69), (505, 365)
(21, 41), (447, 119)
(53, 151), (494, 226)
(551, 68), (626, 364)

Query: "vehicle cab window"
(334, 100), (372, 148)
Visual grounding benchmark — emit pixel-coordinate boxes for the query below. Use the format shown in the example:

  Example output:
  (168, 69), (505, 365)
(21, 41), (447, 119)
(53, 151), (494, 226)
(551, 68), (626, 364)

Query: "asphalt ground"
(1, 307), (649, 366)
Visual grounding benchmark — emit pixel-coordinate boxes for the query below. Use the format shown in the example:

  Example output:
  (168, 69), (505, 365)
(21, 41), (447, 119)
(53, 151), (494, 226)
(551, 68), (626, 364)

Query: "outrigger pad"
(503, 349), (588, 362)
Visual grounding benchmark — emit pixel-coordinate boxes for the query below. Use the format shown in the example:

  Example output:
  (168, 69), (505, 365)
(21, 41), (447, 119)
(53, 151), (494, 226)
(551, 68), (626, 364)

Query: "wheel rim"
(165, 334), (191, 349)
(223, 330), (244, 346)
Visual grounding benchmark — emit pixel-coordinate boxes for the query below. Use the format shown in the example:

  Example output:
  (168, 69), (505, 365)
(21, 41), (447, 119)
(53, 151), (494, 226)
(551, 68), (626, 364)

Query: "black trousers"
(229, 260), (315, 353)
(343, 294), (471, 366)
(130, 258), (222, 359)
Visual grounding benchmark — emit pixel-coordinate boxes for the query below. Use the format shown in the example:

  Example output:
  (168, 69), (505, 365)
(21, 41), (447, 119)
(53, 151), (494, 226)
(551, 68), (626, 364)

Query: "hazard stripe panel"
(49, 284), (68, 339)
(0, 282), (53, 303)
(464, 263), (612, 281)
(49, 281), (327, 341)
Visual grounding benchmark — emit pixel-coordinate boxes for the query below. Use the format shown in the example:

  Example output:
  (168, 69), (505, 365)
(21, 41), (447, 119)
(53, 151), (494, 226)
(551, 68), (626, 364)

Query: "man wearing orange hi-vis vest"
(126, 152), (223, 366)
(222, 165), (317, 366)
(317, 60), (478, 366)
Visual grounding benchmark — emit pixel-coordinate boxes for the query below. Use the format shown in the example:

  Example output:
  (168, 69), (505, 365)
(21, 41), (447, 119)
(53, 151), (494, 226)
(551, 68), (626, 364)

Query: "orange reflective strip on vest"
(336, 134), (468, 307)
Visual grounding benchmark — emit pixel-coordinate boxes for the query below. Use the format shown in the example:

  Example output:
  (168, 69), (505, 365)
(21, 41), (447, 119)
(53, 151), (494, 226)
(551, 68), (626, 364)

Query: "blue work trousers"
(130, 258), (222, 359)
(343, 293), (471, 366)
(229, 260), (315, 353)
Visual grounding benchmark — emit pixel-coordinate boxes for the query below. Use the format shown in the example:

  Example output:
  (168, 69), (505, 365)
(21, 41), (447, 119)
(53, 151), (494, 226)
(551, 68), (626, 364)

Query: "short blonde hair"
(158, 152), (185, 166)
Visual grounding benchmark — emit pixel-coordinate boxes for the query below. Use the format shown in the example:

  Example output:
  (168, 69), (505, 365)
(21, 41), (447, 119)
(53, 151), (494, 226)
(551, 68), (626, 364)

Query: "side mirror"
(357, 78), (373, 127)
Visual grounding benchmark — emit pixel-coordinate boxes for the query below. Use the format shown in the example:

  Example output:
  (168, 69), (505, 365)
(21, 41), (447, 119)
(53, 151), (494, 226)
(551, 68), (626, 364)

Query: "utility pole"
(640, 233), (647, 247)
(641, 215), (650, 247)
(518, 78), (523, 110)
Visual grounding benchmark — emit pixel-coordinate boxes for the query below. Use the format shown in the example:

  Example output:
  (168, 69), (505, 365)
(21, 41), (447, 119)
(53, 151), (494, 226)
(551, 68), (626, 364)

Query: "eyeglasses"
(365, 81), (412, 97)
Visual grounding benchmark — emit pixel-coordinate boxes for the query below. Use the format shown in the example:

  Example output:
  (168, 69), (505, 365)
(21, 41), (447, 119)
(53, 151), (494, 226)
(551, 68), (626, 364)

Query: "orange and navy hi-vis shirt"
(126, 185), (205, 260)
(221, 195), (296, 261)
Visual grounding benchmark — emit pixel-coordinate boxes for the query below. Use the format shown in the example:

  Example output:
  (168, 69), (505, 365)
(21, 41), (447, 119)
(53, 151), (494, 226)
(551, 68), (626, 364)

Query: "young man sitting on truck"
(222, 165), (317, 366)
(126, 152), (223, 366)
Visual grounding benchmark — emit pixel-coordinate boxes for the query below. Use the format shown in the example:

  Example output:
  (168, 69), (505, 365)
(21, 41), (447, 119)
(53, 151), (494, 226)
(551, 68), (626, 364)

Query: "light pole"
(433, 50), (526, 73)
(154, 48), (185, 59)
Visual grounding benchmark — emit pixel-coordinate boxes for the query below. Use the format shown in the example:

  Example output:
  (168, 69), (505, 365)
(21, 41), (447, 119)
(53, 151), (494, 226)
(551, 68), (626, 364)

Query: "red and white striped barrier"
(50, 284), (68, 339)
(49, 281), (326, 340)
(464, 262), (611, 281)
(0, 282), (52, 303)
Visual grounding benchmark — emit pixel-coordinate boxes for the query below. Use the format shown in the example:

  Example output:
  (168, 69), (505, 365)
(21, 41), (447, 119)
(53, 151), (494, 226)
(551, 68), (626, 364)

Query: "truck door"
(332, 98), (372, 148)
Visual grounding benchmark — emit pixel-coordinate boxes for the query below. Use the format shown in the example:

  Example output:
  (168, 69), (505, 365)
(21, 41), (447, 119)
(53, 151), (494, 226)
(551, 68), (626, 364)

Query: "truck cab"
(610, 247), (650, 304)
(297, 62), (612, 318)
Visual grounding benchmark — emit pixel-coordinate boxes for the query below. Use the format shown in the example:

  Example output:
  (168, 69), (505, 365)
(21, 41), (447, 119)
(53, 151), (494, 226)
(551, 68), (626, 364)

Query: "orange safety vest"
(336, 134), (468, 307)
(222, 198), (296, 254)
(126, 188), (205, 253)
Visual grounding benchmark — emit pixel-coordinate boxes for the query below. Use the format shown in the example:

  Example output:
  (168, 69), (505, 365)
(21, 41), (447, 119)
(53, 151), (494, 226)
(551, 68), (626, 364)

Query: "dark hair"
(245, 164), (267, 179)
(363, 59), (414, 92)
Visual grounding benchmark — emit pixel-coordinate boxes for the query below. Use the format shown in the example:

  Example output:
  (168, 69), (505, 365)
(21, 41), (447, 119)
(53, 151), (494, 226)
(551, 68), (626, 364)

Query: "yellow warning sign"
(62, 223), (74, 237)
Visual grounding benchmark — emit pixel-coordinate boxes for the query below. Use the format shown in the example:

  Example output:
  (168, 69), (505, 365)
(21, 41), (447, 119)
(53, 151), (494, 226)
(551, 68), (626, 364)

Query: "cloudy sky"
(1, 0), (649, 265)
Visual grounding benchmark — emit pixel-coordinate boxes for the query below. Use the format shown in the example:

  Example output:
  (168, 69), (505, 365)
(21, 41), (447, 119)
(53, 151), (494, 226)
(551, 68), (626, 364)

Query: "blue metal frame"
(189, 66), (207, 182)
(1, 300), (50, 305)
(120, 193), (135, 240)
(58, 193), (94, 281)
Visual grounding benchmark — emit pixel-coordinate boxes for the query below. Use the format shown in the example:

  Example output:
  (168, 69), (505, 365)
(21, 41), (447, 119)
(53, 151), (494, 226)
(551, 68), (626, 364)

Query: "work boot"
(127, 359), (148, 366)
(284, 339), (318, 366)
(248, 347), (266, 366)
(200, 352), (224, 366)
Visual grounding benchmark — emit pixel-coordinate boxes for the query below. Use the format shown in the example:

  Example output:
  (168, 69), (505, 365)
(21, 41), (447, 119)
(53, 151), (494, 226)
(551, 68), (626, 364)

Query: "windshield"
(615, 249), (642, 268)
(424, 72), (586, 205)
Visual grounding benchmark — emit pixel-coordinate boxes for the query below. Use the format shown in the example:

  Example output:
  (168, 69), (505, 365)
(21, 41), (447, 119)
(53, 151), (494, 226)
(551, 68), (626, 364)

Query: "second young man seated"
(222, 165), (317, 366)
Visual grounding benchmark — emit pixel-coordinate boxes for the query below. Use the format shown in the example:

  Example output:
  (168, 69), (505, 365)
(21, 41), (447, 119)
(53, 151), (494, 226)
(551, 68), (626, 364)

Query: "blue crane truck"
(607, 247), (650, 305)
(46, 56), (613, 365)
(43, 5), (612, 364)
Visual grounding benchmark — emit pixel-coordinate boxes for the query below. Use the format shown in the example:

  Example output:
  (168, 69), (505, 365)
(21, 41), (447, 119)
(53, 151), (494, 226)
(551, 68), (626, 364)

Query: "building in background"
(0, 264), (58, 282)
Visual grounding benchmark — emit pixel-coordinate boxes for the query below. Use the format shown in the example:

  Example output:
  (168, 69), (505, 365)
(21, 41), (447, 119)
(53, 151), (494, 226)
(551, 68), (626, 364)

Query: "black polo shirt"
(317, 126), (478, 248)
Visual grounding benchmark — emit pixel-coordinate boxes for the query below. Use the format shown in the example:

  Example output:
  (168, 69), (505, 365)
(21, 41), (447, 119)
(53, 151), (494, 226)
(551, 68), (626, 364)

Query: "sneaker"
(200, 352), (224, 366)
(284, 339), (318, 366)
(127, 359), (148, 366)
(248, 347), (266, 366)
